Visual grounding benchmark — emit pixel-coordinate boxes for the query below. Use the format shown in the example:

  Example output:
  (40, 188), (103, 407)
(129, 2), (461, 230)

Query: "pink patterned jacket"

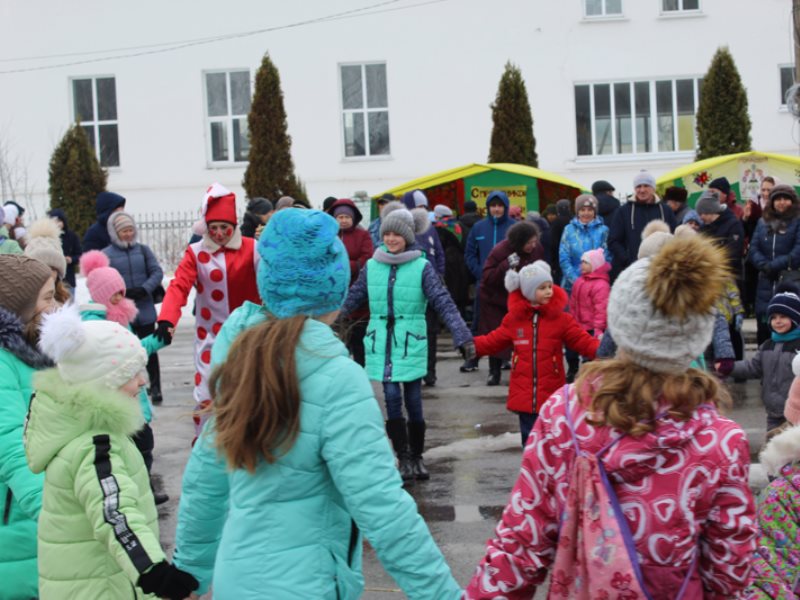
(464, 385), (757, 600)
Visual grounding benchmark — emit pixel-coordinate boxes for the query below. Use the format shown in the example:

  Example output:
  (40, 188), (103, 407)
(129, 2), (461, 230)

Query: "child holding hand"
(474, 260), (599, 445)
(568, 248), (610, 340)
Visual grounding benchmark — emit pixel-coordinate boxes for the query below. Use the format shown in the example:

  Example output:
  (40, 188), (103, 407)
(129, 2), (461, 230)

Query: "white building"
(0, 0), (795, 217)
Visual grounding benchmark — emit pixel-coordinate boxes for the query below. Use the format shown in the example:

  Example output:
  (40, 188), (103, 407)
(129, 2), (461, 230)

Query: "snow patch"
(426, 432), (520, 460)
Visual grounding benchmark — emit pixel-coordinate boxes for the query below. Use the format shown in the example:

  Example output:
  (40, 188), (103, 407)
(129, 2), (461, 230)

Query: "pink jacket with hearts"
(568, 262), (610, 334)
(464, 384), (757, 600)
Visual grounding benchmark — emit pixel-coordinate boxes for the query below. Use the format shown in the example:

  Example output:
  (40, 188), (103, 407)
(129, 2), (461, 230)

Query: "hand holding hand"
(460, 341), (476, 361)
(137, 561), (199, 600)
(507, 253), (520, 269)
(714, 358), (734, 377)
(125, 286), (148, 301)
(155, 320), (174, 345)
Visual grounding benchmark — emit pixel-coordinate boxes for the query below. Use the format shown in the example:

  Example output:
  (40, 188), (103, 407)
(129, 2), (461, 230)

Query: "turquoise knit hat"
(256, 208), (349, 319)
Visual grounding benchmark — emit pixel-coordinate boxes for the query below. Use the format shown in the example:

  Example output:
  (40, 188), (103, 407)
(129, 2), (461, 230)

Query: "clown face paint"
(208, 221), (234, 246)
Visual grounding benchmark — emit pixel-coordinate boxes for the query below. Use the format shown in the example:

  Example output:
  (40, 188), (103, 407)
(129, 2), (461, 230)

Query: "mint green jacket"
(172, 301), (460, 599)
(24, 369), (164, 599)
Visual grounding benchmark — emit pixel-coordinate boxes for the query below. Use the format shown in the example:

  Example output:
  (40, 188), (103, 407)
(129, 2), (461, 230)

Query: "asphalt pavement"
(151, 318), (769, 599)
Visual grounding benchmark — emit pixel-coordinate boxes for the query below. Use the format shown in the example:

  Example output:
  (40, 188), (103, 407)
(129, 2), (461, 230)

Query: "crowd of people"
(0, 169), (799, 597)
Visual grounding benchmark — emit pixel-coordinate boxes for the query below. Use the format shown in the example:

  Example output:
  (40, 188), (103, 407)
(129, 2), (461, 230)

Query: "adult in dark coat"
(458, 200), (481, 251)
(548, 199), (572, 285)
(240, 197), (273, 238)
(326, 198), (374, 367)
(433, 207), (470, 319)
(748, 185), (800, 344)
(591, 180), (620, 226)
(607, 171), (677, 277)
(525, 212), (551, 265)
(478, 221), (544, 386)
(46, 208), (81, 289)
(664, 186), (691, 224)
(82, 191), (126, 251)
(104, 211), (165, 403)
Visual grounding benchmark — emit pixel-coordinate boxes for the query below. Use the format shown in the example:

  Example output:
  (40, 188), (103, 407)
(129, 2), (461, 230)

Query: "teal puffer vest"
(365, 257), (428, 382)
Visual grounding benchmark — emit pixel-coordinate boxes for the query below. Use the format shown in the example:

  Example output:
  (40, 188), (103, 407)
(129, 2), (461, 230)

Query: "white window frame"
(69, 75), (120, 168)
(660, 0), (702, 15)
(582, 0), (624, 19)
(202, 69), (251, 166)
(779, 64), (796, 108)
(573, 76), (702, 160)
(338, 61), (392, 161)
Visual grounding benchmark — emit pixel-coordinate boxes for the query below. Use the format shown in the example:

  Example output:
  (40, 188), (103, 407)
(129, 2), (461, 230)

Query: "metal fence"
(133, 211), (197, 273)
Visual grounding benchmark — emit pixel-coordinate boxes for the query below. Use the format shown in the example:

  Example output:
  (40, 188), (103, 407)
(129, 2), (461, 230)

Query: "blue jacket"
(103, 217), (163, 326)
(82, 191), (125, 252)
(415, 219), (446, 276)
(368, 218), (382, 248)
(607, 201), (676, 273)
(173, 302), (460, 600)
(464, 191), (512, 280)
(558, 217), (610, 292)
(748, 216), (800, 317)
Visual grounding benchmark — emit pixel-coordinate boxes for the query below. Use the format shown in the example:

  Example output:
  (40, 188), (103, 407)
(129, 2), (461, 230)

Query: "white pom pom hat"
(39, 304), (147, 389)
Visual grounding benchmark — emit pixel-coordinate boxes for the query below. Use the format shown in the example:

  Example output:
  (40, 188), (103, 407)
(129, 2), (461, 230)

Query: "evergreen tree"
(48, 123), (107, 237)
(695, 47), (752, 161)
(243, 53), (306, 202)
(488, 61), (538, 167)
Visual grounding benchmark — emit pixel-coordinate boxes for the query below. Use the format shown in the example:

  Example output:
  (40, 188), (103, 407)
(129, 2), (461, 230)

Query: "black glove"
(154, 320), (173, 345)
(138, 561), (199, 600)
(459, 341), (476, 361)
(125, 286), (148, 300)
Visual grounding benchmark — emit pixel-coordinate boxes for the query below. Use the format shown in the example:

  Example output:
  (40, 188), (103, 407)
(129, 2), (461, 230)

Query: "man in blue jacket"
(462, 190), (512, 371)
(607, 171), (676, 279)
(82, 191), (126, 251)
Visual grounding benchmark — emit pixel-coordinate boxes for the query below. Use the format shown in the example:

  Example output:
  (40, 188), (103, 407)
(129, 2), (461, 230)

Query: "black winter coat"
(748, 215), (800, 317)
(607, 201), (677, 273)
(47, 208), (81, 287)
(82, 192), (126, 252)
(596, 192), (620, 226)
(700, 208), (745, 277)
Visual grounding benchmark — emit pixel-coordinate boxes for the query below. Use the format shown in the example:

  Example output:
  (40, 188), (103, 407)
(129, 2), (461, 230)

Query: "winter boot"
(385, 418), (414, 483)
(487, 357), (502, 386)
(407, 420), (430, 480)
(460, 357), (479, 372)
(565, 356), (580, 383)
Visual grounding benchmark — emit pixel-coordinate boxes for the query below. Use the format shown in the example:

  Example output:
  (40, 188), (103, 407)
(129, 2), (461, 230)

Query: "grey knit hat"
(379, 201), (416, 246)
(695, 191), (725, 215)
(633, 170), (656, 189)
(0, 255), (53, 322)
(505, 260), (552, 301)
(608, 235), (728, 374)
(24, 218), (67, 278)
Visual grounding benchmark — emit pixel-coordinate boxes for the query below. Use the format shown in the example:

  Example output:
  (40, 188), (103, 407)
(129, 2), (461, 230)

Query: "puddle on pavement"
(416, 503), (505, 523)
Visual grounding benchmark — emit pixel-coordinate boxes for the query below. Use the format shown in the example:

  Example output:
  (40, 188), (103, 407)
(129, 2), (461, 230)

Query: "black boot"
(565, 357), (580, 383)
(407, 420), (430, 480)
(385, 419), (414, 483)
(487, 357), (502, 386)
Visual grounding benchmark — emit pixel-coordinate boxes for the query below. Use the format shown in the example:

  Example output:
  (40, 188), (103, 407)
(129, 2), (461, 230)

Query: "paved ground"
(151, 318), (768, 598)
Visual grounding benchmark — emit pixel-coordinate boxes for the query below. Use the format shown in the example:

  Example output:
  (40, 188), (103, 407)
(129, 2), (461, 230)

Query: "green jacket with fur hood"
(24, 369), (165, 599)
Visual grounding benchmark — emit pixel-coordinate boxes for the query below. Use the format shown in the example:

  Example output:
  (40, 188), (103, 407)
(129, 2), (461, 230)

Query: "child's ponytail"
(208, 315), (307, 472)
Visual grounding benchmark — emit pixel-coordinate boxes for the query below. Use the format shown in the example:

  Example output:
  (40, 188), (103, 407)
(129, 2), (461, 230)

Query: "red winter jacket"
(568, 262), (610, 334)
(474, 286), (599, 414)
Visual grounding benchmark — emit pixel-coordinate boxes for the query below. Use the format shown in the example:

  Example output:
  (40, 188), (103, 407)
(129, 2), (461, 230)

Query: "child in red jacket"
(475, 260), (599, 445)
(568, 248), (610, 340)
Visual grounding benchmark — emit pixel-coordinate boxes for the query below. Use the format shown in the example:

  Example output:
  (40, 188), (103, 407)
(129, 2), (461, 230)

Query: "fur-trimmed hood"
(106, 210), (138, 248)
(25, 368), (144, 473)
(0, 306), (52, 369)
(760, 423), (800, 476)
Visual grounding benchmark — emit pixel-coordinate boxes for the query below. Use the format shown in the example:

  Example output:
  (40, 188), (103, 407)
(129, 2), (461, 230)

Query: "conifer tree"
(243, 53), (306, 202)
(695, 47), (752, 161)
(48, 123), (107, 237)
(488, 61), (538, 167)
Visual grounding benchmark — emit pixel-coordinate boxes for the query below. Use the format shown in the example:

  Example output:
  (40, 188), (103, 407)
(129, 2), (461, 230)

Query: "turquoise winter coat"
(0, 308), (50, 600)
(558, 216), (610, 292)
(173, 301), (460, 600)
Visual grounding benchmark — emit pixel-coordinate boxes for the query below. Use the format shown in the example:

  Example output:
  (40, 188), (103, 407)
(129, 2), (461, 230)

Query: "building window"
(584, 0), (622, 18)
(780, 65), (796, 105)
(662, 0), (700, 12)
(204, 70), (251, 164)
(71, 76), (119, 167)
(340, 62), (390, 158)
(574, 77), (702, 157)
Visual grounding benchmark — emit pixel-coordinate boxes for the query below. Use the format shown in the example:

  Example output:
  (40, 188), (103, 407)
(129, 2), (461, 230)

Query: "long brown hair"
(208, 315), (307, 472)
(575, 359), (731, 437)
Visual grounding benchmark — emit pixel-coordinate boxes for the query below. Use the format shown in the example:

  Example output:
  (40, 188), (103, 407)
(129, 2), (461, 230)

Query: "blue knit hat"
(768, 291), (800, 329)
(256, 208), (349, 319)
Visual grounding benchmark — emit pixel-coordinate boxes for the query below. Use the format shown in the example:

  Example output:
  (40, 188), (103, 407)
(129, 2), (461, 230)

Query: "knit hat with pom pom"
(256, 208), (349, 319)
(379, 201), (417, 247)
(637, 220), (672, 260)
(24, 218), (67, 278)
(608, 235), (729, 374)
(38, 303), (146, 389)
(80, 251), (126, 306)
(505, 260), (552, 301)
(581, 248), (606, 272)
